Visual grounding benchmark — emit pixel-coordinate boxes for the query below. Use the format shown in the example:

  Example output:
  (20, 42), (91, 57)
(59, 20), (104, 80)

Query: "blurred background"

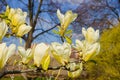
(0, 0), (120, 79)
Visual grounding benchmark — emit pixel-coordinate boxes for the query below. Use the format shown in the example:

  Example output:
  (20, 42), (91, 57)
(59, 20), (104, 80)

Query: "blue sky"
(3, 0), (82, 46)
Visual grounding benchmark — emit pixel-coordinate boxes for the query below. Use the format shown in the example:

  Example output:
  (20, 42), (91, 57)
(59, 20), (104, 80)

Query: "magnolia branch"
(33, 23), (60, 39)
(0, 59), (83, 78)
(0, 66), (66, 78)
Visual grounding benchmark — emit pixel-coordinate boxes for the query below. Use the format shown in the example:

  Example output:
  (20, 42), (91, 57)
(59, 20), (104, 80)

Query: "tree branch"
(0, 66), (64, 78)
(33, 24), (59, 40)
(33, 0), (43, 29)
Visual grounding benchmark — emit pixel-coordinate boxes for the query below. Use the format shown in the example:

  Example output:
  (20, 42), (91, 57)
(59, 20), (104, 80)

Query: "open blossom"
(34, 43), (50, 70)
(4, 6), (31, 37)
(57, 9), (77, 36)
(82, 27), (99, 44)
(75, 27), (100, 61)
(0, 43), (16, 69)
(0, 21), (8, 41)
(6, 6), (27, 27)
(51, 42), (71, 65)
(18, 46), (34, 64)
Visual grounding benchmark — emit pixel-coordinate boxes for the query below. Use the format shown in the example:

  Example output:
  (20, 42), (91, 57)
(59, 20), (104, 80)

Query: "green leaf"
(65, 29), (72, 35)
(52, 30), (59, 35)
(86, 60), (97, 64)
(65, 36), (72, 44)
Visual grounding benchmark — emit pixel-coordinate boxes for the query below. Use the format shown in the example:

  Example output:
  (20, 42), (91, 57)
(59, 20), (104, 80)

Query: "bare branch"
(33, 24), (59, 40)
(33, 0), (43, 28)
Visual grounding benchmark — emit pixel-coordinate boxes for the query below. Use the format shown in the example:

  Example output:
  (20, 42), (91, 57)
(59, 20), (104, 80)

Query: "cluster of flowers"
(0, 27), (100, 78)
(0, 6), (31, 40)
(0, 7), (100, 78)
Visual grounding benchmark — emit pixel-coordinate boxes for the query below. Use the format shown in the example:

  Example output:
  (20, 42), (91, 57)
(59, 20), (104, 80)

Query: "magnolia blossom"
(16, 24), (32, 37)
(6, 6), (27, 27)
(68, 62), (83, 78)
(51, 42), (71, 65)
(82, 27), (99, 44)
(0, 43), (16, 69)
(18, 46), (34, 64)
(34, 43), (50, 70)
(57, 9), (77, 36)
(4, 6), (31, 37)
(0, 21), (8, 41)
(75, 27), (100, 61)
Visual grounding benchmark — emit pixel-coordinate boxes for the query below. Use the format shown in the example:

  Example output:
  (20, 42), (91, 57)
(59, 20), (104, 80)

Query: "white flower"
(82, 27), (99, 44)
(8, 8), (27, 27)
(34, 43), (50, 70)
(16, 24), (31, 37)
(0, 43), (16, 69)
(68, 62), (83, 78)
(51, 42), (71, 65)
(57, 9), (77, 36)
(0, 21), (8, 41)
(18, 46), (33, 64)
(75, 39), (100, 61)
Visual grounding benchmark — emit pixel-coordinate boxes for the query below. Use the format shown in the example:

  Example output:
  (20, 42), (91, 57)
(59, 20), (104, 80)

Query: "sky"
(3, 0), (81, 45)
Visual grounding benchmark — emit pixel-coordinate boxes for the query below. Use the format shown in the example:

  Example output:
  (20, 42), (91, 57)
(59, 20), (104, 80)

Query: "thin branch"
(33, 24), (59, 40)
(33, 0), (43, 28)
(0, 66), (64, 78)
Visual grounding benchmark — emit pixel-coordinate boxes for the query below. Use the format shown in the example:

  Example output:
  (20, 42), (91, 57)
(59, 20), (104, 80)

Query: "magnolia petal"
(57, 9), (64, 24)
(34, 43), (49, 67)
(17, 24), (32, 37)
(0, 43), (7, 60)
(41, 53), (50, 70)
(86, 27), (96, 43)
(75, 39), (83, 50)
(18, 46), (26, 57)
(52, 51), (65, 65)
(0, 21), (8, 40)
(72, 13), (78, 21)
(11, 14), (26, 27)
(95, 30), (99, 41)
(7, 44), (16, 59)
(82, 27), (87, 38)
(0, 43), (16, 69)
(8, 8), (16, 19)
(83, 43), (100, 61)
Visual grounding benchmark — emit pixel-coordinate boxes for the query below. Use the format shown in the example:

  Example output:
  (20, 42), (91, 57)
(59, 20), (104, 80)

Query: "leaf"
(65, 36), (72, 44)
(86, 60), (97, 64)
(65, 29), (72, 35)
(52, 30), (59, 35)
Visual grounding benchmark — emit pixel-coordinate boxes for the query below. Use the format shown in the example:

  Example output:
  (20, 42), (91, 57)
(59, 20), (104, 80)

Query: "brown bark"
(25, 0), (43, 49)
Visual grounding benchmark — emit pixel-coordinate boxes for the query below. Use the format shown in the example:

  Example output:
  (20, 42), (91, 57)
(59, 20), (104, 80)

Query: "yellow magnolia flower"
(57, 9), (77, 36)
(68, 62), (83, 78)
(4, 6), (31, 37)
(83, 42), (100, 61)
(51, 42), (71, 65)
(11, 8), (27, 27)
(16, 24), (32, 37)
(0, 21), (8, 41)
(34, 43), (50, 70)
(75, 39), (100, 61)
(6, 7), (27, 27)
(82, 27), (99, 44)
(18, 46), (34, 64)
(0, 43), (16, 69)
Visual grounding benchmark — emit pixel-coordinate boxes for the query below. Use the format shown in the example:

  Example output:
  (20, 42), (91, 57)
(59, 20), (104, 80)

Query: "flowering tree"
(0, 6), (100, 79)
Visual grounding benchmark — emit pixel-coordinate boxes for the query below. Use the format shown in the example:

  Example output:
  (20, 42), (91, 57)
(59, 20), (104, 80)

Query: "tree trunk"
(25, 30), (33, 49)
